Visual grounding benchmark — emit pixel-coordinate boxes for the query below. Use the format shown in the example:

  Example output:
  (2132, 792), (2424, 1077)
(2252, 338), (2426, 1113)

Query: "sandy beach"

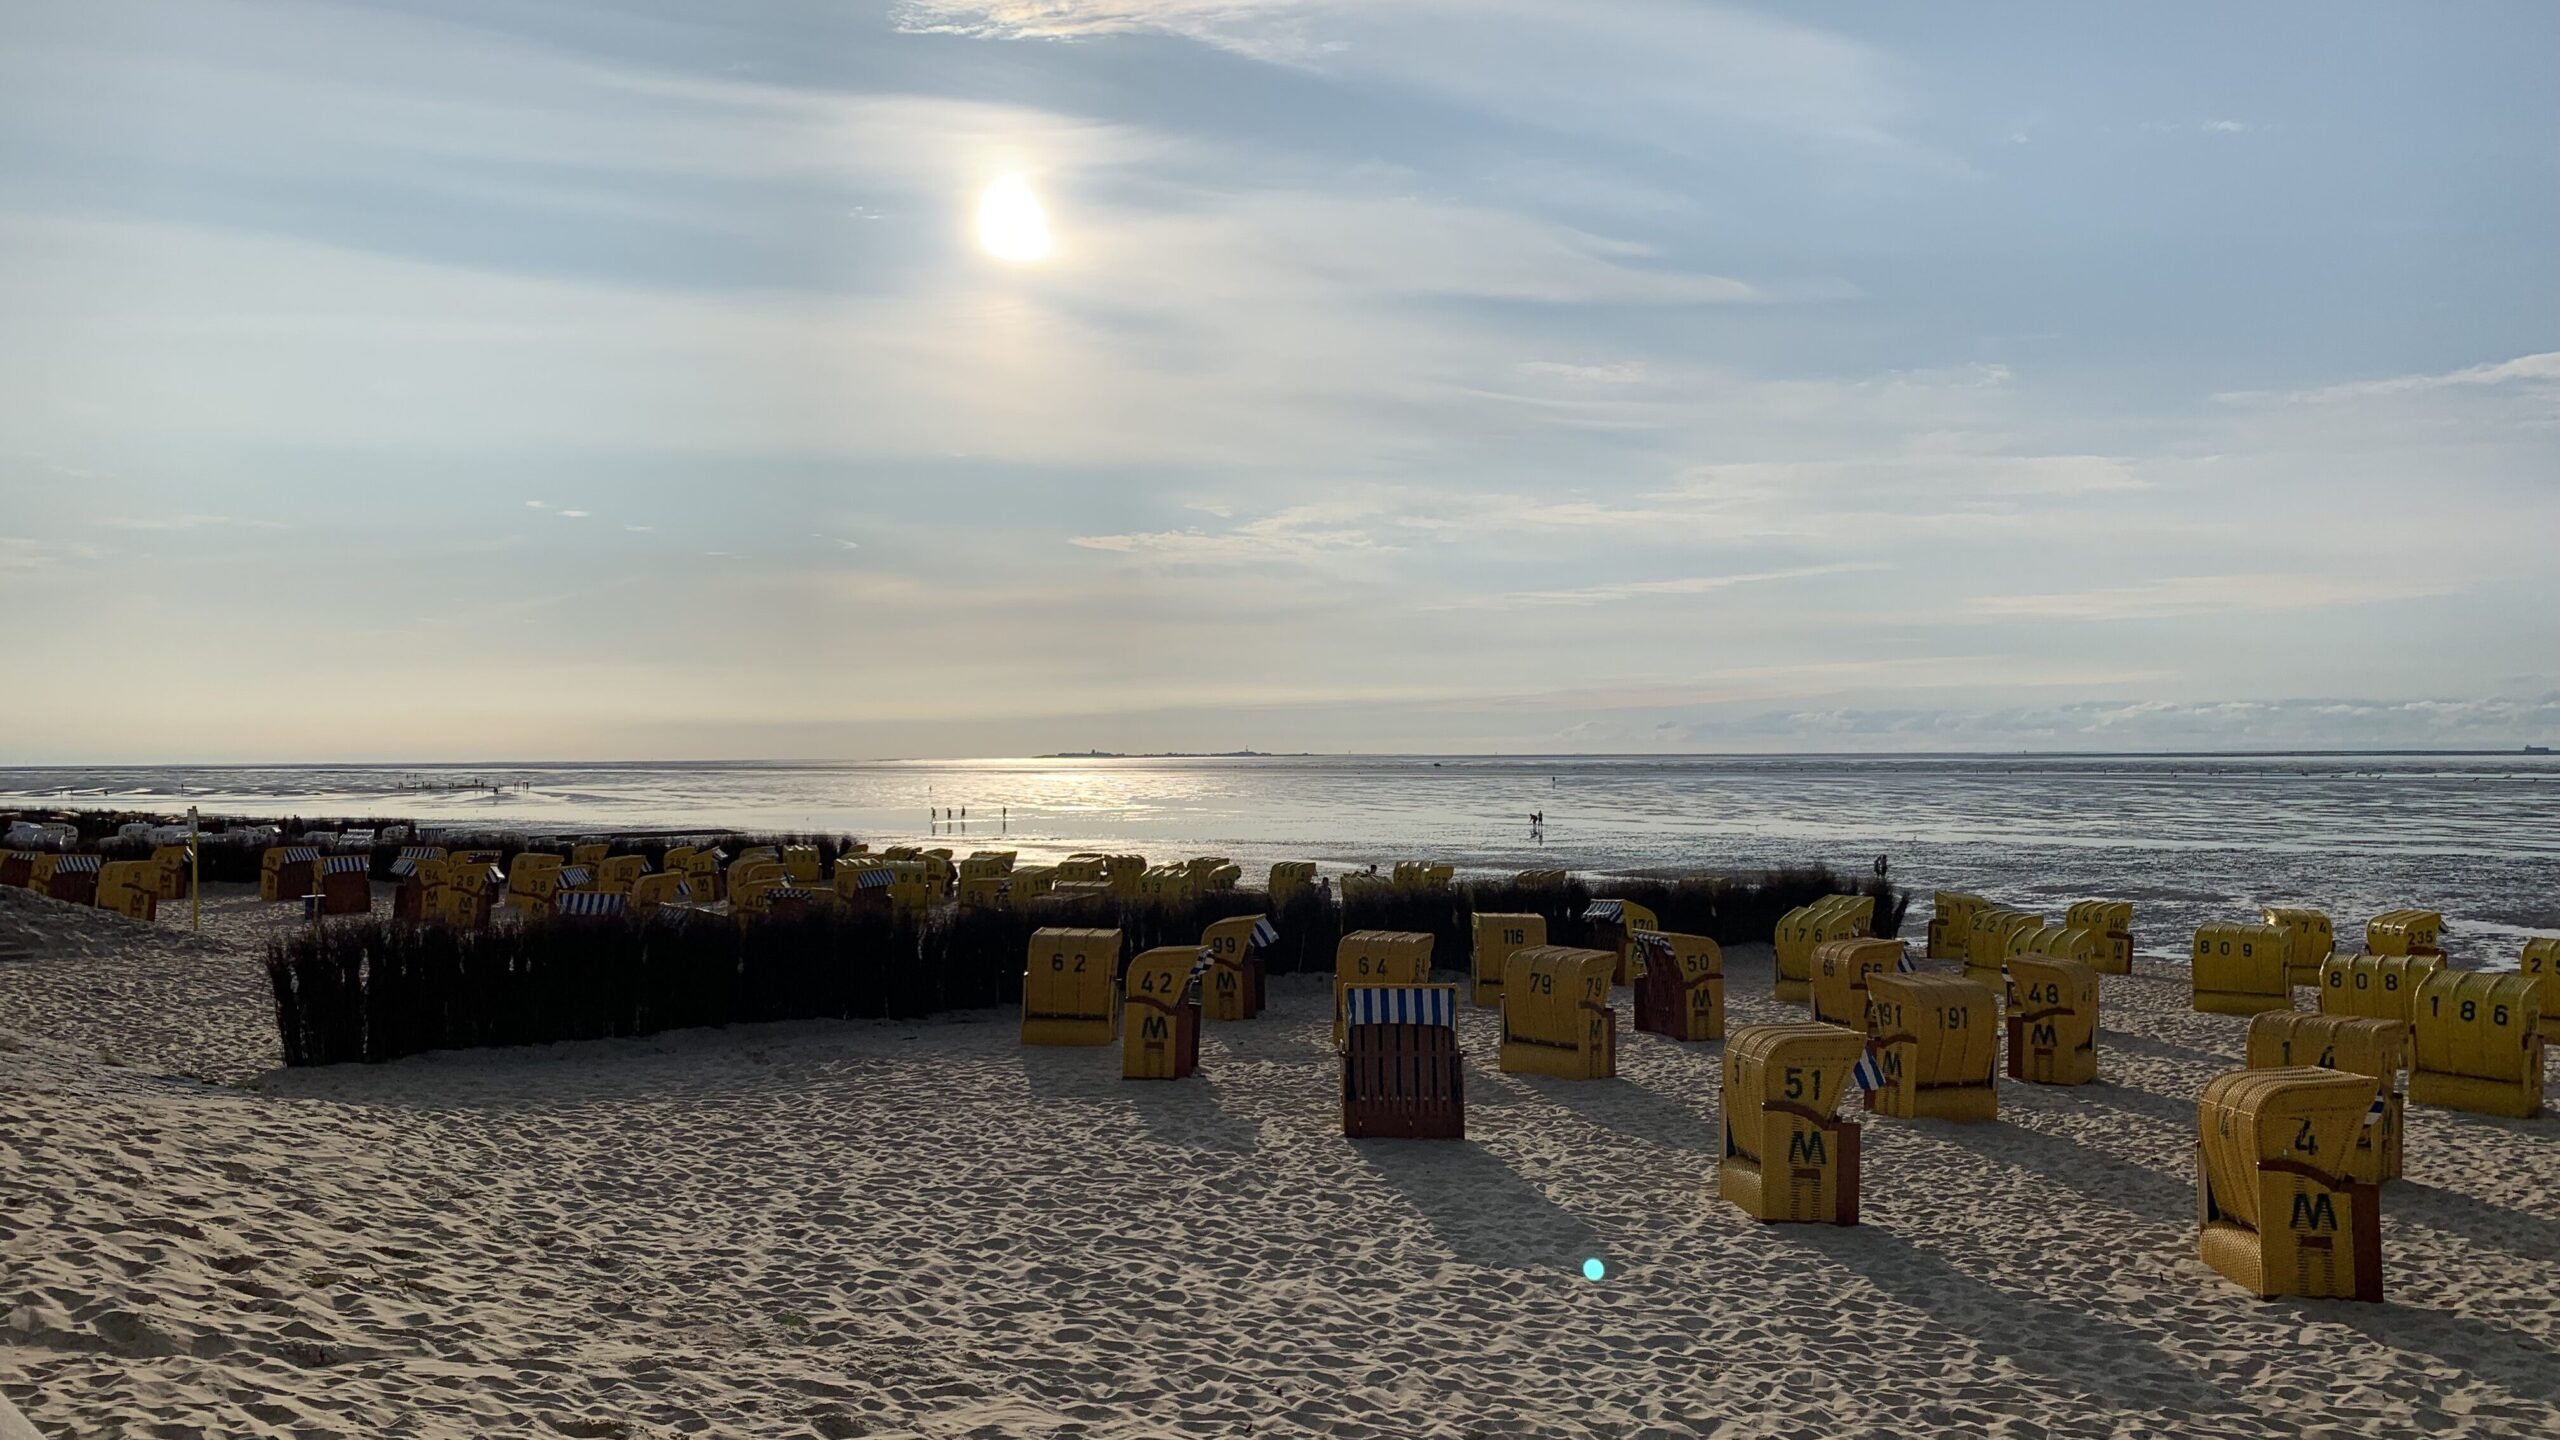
(3, 884), (2556, 1439)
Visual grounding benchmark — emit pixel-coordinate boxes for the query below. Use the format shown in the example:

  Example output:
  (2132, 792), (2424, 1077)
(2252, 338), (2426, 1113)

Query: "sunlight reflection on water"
(4, 754), (2552, 964)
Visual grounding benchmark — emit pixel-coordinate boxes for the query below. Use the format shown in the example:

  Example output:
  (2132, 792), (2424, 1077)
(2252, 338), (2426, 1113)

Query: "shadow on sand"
(1763, 1224), (2261, 1424)
(1349, 1138), (1598, 1273)
(1500, 1071), (1723, 1155)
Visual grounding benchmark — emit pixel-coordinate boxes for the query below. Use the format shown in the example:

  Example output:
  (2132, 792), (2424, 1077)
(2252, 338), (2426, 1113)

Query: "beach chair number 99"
(1049, 952), (1087, 972)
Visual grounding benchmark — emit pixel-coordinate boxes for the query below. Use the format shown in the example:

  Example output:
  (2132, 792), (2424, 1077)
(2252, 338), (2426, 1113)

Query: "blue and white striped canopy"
(1584, 900), (1624, 922)
(558, 866), (594, 889)
(1343, 986), (1456, 1029)
(853, 866), (896, 890)
(1249, 917), (1280, 950)
(1852, 1051), (1886, 1092)
(556, 891), (626, 918)
(55, 854), (102, 874)
(399, 846), (439, 859)
(769, 887), (813, 902)
(320, 856), (370, 875)
(279, 846), (321, 862)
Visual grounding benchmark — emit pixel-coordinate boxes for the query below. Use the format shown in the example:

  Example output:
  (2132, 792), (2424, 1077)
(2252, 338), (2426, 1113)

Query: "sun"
(976, 174), (1052, 263)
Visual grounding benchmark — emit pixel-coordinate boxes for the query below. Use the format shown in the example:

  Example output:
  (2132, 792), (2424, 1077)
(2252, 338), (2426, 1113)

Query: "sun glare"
(976, 174), (1052, 263)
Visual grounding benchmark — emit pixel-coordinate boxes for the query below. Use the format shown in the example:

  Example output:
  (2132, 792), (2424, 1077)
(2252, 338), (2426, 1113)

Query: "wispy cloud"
(1969, 574), (2455, 621)
(895, 1), (1927, 160)
(2217, 351), (2560, 407)
(1434, 562), (1888, 609)
(97, 513), (286, 532)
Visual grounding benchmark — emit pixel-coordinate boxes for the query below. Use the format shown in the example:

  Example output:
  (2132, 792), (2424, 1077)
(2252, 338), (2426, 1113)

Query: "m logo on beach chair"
(1630, 930), (1724, 1042)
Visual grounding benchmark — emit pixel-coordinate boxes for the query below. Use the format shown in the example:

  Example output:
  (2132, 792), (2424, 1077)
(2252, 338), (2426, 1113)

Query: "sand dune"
(2, 890), (2556, 1437)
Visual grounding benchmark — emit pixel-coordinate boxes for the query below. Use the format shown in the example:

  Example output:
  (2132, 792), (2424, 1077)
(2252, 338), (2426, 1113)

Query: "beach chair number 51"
(1784, 1066), (1819, 1099)
(1049, 952), (1087, 971)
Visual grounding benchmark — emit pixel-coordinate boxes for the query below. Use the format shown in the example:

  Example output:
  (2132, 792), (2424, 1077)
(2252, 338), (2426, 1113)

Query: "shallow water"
(3, 754), (2553, 964)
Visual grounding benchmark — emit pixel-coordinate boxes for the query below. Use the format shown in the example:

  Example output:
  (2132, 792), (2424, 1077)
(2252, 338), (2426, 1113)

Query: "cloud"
(1070, 500), (1392, 564)
(893, 1), (1935, 162)
(2217, 351), (2560, 408)
(1437, 561), (1888, 610)
(1968, 574), (2455, 621)
(96, 514), (285, 532)
(557, 509), (591, 519)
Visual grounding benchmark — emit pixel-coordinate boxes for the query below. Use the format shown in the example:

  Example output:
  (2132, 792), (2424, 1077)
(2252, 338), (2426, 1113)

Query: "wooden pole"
(188, 805), (201, 933)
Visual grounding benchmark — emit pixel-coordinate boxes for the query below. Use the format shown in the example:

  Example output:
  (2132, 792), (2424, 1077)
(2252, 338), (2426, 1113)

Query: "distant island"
(1037, 750), (1305, 759)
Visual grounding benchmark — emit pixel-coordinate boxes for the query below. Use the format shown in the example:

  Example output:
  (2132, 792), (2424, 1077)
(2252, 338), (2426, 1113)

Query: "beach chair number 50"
(1050, 951), (1087, 971)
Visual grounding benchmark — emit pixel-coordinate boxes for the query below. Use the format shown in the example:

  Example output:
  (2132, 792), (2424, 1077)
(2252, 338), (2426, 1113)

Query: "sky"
(1, 0), (2555, 761)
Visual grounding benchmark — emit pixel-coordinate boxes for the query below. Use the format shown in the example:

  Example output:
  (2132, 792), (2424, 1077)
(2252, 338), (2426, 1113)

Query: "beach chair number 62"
(1050, 952), (1086, 971)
